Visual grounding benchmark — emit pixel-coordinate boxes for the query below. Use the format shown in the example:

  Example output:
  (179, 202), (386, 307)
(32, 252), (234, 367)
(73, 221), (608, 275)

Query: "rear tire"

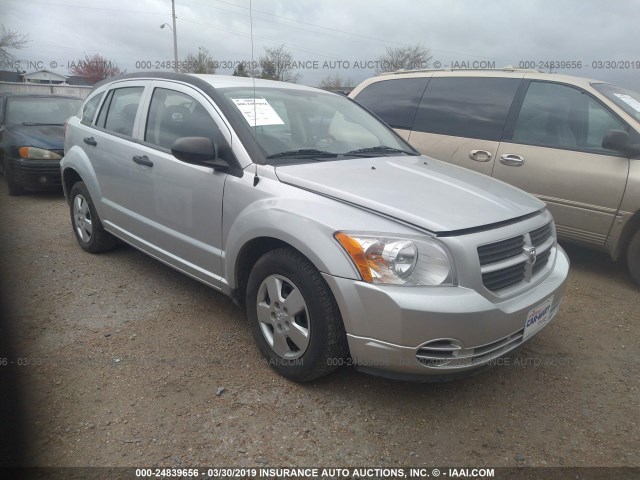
(246, 247), (348, 382)
(627, 229), (640, 285)
(69, 181), (117, 253)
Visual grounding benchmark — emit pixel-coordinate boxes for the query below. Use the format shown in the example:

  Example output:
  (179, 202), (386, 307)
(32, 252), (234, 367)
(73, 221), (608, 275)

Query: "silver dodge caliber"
(62, 72), (569, 382)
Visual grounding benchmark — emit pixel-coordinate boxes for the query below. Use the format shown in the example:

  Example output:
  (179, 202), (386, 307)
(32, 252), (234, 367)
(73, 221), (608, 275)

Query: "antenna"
(249, 0), (260, 186)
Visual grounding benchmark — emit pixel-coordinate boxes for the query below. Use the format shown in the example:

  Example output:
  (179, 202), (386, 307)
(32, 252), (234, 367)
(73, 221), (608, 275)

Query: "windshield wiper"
(21, 122), (64, 126)
(267, 149), (338, 159)
(345, 145), (419, 156)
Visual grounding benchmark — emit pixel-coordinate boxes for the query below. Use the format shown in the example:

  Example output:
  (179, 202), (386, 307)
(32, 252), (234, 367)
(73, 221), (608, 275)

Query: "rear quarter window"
(413, 77), (520, 141)
(81, 92), (104, 126)
(353, 78), (429, 130)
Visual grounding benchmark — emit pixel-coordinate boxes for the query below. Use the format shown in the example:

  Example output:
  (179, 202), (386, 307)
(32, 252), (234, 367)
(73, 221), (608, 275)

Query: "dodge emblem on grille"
(524, 246), (537, 264)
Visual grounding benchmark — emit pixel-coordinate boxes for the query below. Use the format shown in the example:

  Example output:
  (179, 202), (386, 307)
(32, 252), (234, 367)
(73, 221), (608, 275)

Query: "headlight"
(18, 147), (61, 160)
(335, 232), (455, 286)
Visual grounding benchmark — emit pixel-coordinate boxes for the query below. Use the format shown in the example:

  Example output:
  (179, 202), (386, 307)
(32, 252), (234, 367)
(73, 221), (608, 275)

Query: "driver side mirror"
(602, 130), (640, 157)
(171, 137), (229, 171)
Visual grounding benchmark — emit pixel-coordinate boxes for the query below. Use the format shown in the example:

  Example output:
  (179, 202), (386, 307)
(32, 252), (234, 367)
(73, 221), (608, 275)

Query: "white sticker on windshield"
(614, 93), (640, 113)
(231, 98), (285, 126)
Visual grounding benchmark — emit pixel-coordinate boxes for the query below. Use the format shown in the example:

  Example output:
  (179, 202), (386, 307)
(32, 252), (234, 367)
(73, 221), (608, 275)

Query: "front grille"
(478, 222), (554, 292)
(481, 262), (526, 291)
(478, 235), (524, 266)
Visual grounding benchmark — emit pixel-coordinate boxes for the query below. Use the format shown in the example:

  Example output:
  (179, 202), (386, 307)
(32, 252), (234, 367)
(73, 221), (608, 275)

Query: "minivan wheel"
(246, 248), (348, 382)
(627, 229), (640, 285)
(69, 182), (117, 253)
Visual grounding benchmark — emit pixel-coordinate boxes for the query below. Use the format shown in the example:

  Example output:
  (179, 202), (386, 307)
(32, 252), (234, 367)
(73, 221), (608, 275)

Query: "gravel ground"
(0, 182), (639, 468)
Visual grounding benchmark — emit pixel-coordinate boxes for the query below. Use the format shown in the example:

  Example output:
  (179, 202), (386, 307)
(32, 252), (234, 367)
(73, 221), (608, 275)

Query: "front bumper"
(8, 156), (62, 189)
(323, 245), (569, 380)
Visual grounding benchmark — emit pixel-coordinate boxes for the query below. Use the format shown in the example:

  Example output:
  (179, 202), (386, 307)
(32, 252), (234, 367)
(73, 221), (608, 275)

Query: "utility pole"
(171, 0), (178, 71)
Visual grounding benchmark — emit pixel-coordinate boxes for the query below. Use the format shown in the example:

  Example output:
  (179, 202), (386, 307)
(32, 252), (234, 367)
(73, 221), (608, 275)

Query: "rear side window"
(413, 77), (520, 141)
(81, 92), (104, 126)
(97, 87), (144, 137)
(354, 78), (428, 130)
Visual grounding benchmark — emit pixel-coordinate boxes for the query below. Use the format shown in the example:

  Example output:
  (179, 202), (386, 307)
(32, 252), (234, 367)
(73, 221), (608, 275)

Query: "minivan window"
(354, 78), (429, 130)
(81, 92), (104, 126)
(100, 87), (144, 137)
(412, 77), (520, 141)
(593, 83), (640, 122)
(513, 81), (625, 153)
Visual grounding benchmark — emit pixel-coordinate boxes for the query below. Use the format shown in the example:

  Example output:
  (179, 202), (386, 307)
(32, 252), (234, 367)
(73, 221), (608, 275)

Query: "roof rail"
(379, 66), (543, 76)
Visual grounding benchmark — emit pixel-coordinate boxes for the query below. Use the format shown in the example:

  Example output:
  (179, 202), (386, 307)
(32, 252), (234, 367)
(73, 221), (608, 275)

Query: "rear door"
(87, 81), (148, 229)
(408, 76), (522, 176)
(493, 80), (630, 248)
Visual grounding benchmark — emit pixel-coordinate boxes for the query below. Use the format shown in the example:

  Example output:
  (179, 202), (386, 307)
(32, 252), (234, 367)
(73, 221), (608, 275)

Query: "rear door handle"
(499, 154), (525, 167)
(83, 137), (97, 146)
(469, 149), (492, 162)
(132, 155), (153, 167)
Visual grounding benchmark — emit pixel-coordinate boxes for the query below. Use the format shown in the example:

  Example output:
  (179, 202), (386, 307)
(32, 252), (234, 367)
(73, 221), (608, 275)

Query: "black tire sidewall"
(627, 230), (640, 285)
(246, 249), (341, 382)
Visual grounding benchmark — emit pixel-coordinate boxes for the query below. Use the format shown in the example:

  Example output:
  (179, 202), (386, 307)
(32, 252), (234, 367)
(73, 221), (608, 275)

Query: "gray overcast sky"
(1, 0), (640, 89)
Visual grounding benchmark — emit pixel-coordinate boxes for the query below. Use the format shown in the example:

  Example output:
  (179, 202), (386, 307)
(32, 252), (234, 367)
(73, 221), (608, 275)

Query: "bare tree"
(68, 53), (123, 84)
(318, 73), (353, 90)
(179, 46), (216, 74)
(374, 43), (432, 74)
(258, 45), (301, 83)
(0, 25), (29, 64)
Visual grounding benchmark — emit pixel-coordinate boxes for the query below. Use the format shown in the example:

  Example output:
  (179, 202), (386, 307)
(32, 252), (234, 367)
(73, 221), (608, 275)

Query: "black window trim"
(501, 78), (632, 158)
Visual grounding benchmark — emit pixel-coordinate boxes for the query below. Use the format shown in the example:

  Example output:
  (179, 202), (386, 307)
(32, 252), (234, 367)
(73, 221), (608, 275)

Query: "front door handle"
(83, 137), (97, 146)
(469, 149), (492, 162)
(499, 154), (525, 167)
(132, 155), (153, 167)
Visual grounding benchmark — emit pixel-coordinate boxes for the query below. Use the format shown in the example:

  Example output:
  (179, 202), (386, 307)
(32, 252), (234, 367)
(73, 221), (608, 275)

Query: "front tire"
(627, 229), (640, 285)
(69, 181), (117, 253)
(246, 248), (348, 382)
(4, 159), (26, 196)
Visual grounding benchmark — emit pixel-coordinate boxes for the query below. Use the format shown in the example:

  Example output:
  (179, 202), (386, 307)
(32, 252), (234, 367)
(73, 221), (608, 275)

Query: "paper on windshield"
(231, 98), (285, 126)
(613, 93), (640, 113)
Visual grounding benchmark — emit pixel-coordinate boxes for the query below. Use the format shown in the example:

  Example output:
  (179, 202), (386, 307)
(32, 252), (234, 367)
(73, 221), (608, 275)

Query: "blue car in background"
(0, 93), (82, 195)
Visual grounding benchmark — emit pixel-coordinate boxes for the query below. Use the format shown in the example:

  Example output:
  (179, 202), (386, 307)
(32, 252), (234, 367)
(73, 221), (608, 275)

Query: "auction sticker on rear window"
(523, 296), (554, 341)
(231, 97), (285, 126)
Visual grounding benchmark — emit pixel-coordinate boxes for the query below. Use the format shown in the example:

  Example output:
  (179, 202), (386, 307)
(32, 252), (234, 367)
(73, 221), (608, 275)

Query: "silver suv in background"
(61, 72), (568, 382)
(350, 69), (640, 284)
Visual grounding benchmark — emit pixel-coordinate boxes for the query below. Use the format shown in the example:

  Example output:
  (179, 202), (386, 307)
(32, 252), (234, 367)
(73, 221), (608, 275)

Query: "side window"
(354, 78), (428, 129)
(80, 92), (104, 126)
(513, 81), (626, 153)
(145, 88), (235, 162)
(413, 77), (520, 141)
(98, 87), (144, 137)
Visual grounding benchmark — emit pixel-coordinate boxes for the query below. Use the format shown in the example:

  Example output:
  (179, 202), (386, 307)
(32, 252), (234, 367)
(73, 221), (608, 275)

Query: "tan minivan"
(350, 69), (640, 284)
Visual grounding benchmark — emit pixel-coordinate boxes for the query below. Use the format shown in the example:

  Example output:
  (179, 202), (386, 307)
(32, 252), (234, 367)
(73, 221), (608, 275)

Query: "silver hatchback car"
(61, 72), (569, 382)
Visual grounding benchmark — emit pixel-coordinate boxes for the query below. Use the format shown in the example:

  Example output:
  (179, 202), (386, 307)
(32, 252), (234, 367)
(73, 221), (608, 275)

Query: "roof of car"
(371, 68), (607, 88)
(92, 71), (322, 93)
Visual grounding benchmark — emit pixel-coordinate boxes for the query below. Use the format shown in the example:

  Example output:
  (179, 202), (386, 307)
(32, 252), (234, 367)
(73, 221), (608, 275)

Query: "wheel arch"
(611, 210), (640, 261)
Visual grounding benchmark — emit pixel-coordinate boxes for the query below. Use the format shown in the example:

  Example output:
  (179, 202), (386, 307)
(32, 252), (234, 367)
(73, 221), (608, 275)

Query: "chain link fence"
(0, 82), (92, 98)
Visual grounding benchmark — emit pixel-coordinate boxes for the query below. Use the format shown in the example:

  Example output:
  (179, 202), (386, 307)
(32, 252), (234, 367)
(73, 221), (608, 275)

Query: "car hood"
(4, 124), (65, 150)
(275, 155), (544, 233)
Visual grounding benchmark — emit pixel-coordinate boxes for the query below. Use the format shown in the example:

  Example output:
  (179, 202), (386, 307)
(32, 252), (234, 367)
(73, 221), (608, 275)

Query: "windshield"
(5, 97), (82, 126)
(593, 83), (640, 122)
(219, 87), (417, 163)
